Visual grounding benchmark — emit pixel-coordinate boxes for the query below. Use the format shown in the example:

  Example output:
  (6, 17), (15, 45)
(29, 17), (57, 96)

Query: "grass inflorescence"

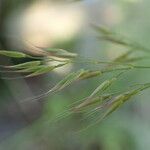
(0, 25), (150, 129)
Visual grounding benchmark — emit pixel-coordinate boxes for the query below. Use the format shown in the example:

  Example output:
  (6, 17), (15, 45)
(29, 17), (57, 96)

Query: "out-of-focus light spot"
(5, 1), (85, 51)
(20, 1), (85, 47)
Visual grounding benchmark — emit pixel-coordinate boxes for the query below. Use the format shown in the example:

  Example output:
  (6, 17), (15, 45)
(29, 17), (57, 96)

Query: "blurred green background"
(0, 0), (150, 150)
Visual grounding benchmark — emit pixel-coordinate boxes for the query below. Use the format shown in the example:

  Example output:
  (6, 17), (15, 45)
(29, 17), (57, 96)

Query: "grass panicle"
(0, 24), (150, 127)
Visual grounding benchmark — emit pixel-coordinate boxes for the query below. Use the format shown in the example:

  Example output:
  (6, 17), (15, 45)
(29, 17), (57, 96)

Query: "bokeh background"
(0, 0), (150, 150)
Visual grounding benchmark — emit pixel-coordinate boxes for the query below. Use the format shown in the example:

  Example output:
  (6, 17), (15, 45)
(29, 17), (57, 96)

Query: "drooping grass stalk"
(0, 24), (150, 127)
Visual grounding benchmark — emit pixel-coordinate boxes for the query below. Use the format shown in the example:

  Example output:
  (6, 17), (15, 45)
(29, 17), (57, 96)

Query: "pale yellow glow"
(20, 1), (85, 47)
